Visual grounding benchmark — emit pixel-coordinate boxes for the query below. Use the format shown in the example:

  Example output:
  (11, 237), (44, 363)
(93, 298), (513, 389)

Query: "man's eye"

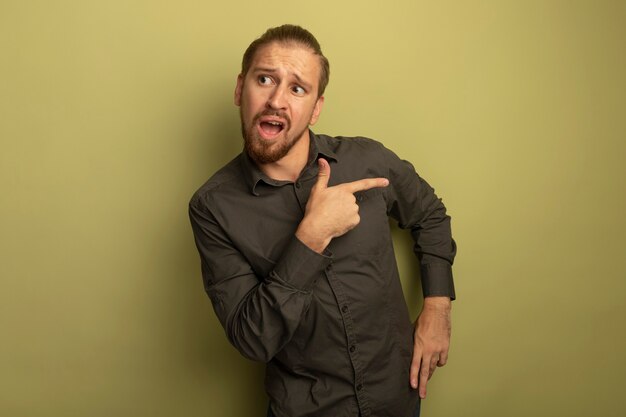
(292, 86), (305, 95)
(259, 76), (272, 85)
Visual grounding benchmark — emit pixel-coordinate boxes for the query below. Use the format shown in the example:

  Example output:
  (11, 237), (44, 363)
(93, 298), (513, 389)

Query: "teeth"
(268, 121), (282, 126)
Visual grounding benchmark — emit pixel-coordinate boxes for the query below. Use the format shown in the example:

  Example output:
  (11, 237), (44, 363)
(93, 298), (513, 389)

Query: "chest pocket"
(333, 187), (390, 256)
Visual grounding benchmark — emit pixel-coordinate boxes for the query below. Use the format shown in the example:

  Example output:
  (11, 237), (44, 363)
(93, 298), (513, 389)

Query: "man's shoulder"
(317, 133), (385, 150)
(316, 134), (386, 156)
(189, 153), (245, 208)
(316, 133), (391, 165)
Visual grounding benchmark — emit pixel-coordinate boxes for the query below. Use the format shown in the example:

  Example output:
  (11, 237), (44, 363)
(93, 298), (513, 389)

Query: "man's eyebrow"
(292, 73), (312, 89)
(251, 67), (278, 74)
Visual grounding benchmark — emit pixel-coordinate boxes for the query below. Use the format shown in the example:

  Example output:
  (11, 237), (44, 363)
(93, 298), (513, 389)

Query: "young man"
(189, 25), (456, 417)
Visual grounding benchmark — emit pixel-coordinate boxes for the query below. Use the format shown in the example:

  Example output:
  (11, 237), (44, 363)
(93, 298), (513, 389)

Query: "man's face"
(235, 42), (324, 164)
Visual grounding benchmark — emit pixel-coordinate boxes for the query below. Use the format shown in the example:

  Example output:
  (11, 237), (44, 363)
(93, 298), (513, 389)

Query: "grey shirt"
(189, 131), (456, 417)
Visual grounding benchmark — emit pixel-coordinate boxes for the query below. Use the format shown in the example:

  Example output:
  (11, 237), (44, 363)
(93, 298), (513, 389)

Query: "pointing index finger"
(341, 177), (389, 193)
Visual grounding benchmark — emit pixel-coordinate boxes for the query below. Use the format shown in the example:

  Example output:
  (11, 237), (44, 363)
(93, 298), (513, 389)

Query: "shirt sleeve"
(189, 195), (332, 363)
(381, 144), (457, 299)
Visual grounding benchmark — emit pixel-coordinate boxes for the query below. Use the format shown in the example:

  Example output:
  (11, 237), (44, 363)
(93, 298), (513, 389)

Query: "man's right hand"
(295, 158), (389, 253)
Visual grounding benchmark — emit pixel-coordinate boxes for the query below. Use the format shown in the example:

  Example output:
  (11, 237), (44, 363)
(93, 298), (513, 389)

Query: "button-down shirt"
(189, 131), (456, 417)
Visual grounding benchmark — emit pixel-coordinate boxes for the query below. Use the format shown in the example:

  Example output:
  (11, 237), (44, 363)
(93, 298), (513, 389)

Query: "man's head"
(235, 25), (329, 165)
(241, 25), (330, 98)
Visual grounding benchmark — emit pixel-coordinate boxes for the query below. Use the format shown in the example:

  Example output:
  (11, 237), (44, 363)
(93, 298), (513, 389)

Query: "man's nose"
(266, 85), (288, 110)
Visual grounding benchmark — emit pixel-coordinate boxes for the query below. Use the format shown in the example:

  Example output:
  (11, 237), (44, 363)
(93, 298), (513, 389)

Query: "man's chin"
(242, 125), (308, 165)
(245, 139), (289, 164)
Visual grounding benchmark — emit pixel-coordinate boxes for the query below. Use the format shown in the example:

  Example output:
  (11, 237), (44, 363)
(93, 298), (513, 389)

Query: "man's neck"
(258, 133), (310, 182)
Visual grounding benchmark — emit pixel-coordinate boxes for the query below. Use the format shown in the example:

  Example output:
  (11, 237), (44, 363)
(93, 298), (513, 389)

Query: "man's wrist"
(423, 296), (452, 310)
(295, 219), (331, 254)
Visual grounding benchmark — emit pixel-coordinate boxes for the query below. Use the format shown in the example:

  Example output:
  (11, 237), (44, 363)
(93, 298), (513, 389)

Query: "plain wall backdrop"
(1, 1), (625, 416)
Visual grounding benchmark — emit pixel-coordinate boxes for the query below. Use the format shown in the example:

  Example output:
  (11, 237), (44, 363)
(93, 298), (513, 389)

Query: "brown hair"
(241, 24), (330, 98)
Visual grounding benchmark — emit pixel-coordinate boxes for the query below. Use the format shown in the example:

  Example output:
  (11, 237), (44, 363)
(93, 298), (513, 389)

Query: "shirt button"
(349, 345), (356, 353)
(356, 384), (363, 391)
(341, 305), (348, 313)
(295, 181), (301, 188)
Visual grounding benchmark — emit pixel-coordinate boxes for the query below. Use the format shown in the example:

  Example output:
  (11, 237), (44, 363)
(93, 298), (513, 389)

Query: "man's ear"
(309, 96), (325, 125)
(234, 74), (244, 106)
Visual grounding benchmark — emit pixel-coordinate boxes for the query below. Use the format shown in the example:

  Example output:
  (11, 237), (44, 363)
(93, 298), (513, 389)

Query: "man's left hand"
(410, 296), (452, 399)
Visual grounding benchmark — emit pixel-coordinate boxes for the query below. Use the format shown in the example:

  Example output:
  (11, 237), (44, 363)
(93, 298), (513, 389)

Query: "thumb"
(315, 158), (330, 189)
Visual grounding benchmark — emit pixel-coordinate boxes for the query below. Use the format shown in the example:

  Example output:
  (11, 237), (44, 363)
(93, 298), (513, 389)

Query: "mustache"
(253, 110), (291, 125)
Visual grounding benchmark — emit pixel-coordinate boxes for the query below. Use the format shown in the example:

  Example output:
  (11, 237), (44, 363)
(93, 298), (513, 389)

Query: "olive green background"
(1, 1), (624, 416)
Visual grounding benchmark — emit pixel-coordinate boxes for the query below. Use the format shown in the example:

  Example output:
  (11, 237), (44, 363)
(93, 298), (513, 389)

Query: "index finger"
(419, 354), (436, 399)
(341, 177), (389, 193)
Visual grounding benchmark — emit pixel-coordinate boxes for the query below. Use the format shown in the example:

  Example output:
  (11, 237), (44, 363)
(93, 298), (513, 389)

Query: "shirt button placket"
(326, 266), (369, 415)
(293, 180), (308, 212)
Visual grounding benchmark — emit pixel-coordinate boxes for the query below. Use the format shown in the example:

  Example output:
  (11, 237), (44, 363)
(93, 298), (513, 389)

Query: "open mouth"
(257, 116), (287, 140)
(259, 120), (284, 137)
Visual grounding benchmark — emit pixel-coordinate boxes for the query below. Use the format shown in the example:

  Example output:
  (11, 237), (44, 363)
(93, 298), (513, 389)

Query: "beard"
(240, 108), (309, 164)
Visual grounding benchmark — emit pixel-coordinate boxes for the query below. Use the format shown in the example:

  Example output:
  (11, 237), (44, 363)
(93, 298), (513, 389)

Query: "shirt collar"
(241, 130), (338, 196)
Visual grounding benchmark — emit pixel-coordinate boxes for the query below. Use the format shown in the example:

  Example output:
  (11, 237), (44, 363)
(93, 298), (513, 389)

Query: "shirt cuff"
(269, 236), (333, 292)
(420, 263), (456, 300)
